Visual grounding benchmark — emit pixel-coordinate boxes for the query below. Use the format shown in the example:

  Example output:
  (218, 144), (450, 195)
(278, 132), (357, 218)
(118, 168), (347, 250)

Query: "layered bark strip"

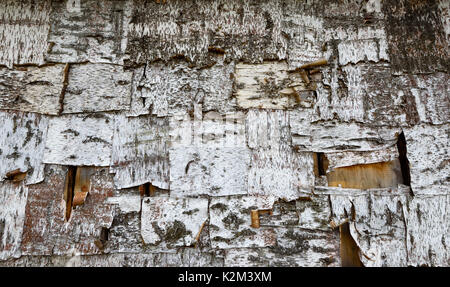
(0, 0), (449, 267)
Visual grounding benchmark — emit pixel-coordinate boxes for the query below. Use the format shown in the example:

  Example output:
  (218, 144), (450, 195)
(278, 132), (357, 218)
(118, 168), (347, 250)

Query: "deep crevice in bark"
(314, 152), (328, 177)
(64, 166), (77, 221)
(140, 182), (156, 197)
(397, 132), (412, 193)
(340, 221), (364, 267)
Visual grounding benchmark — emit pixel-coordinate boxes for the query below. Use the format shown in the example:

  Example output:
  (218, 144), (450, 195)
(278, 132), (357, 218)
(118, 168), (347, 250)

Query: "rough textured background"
(0, 0), (448, 267)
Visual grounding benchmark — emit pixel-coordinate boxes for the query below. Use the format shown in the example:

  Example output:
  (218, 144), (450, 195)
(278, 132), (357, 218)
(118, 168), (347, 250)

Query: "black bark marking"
(397, 132), (412, 191)
(64, 166), (77, 221)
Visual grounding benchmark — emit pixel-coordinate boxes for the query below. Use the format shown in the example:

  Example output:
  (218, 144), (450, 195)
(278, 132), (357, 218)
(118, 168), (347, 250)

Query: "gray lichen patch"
(210, 195), (276, 249)
(222, 212), (246, 230)
(141, 197), (208, 248)
(161, 220), (192, 244)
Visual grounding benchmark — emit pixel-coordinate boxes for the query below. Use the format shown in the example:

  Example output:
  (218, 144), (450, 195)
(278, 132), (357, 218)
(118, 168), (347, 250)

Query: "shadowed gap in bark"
(139, 182), (155, 197)
(64, 166), (77, 221)
(397, 132), (412, 190)
(340, 221), (364, 267)
(314, 152), (328, 176)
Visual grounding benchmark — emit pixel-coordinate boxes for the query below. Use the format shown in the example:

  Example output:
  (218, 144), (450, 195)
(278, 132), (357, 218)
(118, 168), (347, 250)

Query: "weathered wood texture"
(0, 0), (449, 267)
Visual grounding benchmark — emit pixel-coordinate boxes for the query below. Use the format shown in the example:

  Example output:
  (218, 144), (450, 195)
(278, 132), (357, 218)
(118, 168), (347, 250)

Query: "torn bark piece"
(325, 146), (399, 171)
(403, 124), (449, 195)
(64, 166), (93, 220)
(0, 181), (29, 261)
(43, 114), (113, 166)
(62, 63), (132, 114)
(5, 169), (27, 182)
(0, 65), (66, 115)
(46, 0), (131, 64)
(126, 1), (286, 66)
(0, 0), (51, 68)
(72, 167), (93, 207)
(327, 160), (403, 189)
(298, 58), (328, 70)
(111, 114), (169, 190)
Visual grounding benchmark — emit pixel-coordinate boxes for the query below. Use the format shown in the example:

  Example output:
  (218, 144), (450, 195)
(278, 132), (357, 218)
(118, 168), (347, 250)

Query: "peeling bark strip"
(234, 61), (307, 109)
(128, 59), (236, 117)
(0, 181), (29, 260)
(111, 114), (169, 190)
(403, 124), (449, 195)
(170, 146), (251, 197)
